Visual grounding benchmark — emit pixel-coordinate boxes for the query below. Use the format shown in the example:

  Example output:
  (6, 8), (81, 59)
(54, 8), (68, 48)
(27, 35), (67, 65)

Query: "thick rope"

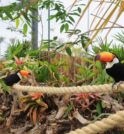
(67, 110), (124, 134)
(13, 83), (124, 94)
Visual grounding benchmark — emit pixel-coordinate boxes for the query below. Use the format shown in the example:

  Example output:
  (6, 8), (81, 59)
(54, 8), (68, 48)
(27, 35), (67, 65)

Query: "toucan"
(95, 51), (124, 83)
(3, 70), (31, 86)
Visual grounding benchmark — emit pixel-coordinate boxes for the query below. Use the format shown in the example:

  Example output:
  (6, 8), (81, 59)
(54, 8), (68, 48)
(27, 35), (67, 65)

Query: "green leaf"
(23, 23), (28, 36)
(36, 99), (48, 108)
(96, 102), (102, 115)
(23, 13), (30, 22)
(78, 7), (81, 13)
(66, 20), (73, 25)
(15, 18), (20, 28)
(69, 16), (75, 23)
(64, 102), (74, 118)
(53, 36), (58, 40)
(66, 47), (72, 56)
(5, 12), (11, 19)
(65, 23), (69, 32)
(69, 12), (80, 16)
(49, 15), (55, 20)
(60, 24), (65, 33)
(56, 44), (64, 50)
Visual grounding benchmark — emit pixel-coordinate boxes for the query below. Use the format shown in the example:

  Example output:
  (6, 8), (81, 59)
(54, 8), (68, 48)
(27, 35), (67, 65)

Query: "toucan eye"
(95, 55), (100, 61)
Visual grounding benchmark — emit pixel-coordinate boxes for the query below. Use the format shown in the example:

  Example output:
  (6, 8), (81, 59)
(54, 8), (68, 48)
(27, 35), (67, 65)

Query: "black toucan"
(95, 51), (124, 83)
(3, 70), (31, 86)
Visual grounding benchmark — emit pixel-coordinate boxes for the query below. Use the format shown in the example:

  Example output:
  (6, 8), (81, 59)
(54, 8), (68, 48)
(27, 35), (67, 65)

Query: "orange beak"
(19, 70), (31, 77)
(95, 52), (115, 62)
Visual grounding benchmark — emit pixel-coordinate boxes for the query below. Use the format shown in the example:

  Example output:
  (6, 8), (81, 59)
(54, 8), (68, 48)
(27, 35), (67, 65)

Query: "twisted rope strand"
(13, 83), (124, 94)
(67, 110), (124, 134)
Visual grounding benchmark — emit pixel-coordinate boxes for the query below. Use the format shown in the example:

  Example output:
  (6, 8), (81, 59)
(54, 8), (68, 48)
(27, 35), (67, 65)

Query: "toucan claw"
(112, 81), (124, 92)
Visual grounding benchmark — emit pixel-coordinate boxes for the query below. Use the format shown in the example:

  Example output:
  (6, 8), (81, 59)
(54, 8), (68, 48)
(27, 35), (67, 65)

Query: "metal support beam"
(47, 4), (51, 62)
(32, 7), (38, 50)
(48, 6), (50, 51)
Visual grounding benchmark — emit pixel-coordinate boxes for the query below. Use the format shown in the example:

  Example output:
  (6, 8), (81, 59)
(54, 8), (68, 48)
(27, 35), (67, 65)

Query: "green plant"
(110, 45), (124, 62)
(27, 60), (60, 84)
(5, 41), (31, 59)
(96, 101), (103, 115)
(40, 0), (84, 33)
(92, 38), (112, 54)
(75, 56), (113, 85)
(19, 93), (48, 125)
(0, 79), (11, 94)
(92, 61), (113, 84)
(76, 64), (95, 84)
(64, 102), (74, 118)
(114, 31), (124, 45)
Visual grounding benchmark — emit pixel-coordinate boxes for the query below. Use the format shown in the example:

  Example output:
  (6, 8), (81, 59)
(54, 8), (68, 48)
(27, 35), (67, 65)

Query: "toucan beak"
(95, 52), (115, 62)
(19, 70), (31, 77)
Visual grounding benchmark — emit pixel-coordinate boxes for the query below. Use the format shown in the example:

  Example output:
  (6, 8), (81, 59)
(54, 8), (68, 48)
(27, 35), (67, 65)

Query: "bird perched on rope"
(95, 52), (124, 87)
(3, 70), (31, 86)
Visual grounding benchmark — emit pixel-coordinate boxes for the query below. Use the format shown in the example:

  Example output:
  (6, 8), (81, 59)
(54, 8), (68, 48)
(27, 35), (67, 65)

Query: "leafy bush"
(76, 58), (113, 85)
(5, 41), (31, 59)
(27, 61), (60, 84)
(92, 39), (112, 54)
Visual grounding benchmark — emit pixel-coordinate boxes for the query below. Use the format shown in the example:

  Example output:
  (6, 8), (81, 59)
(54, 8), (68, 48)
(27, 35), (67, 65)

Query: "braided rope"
(67, 110), (124, 134)
(13, 83), (124, 94)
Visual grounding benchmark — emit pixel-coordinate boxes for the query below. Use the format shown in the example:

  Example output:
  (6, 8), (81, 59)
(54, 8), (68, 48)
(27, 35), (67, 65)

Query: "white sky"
(0, 0), (124, 57)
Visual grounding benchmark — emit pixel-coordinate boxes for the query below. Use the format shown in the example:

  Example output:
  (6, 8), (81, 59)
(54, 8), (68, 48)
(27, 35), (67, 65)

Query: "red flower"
(16, 59), (24, 65)
(31, 92), (44, 100)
